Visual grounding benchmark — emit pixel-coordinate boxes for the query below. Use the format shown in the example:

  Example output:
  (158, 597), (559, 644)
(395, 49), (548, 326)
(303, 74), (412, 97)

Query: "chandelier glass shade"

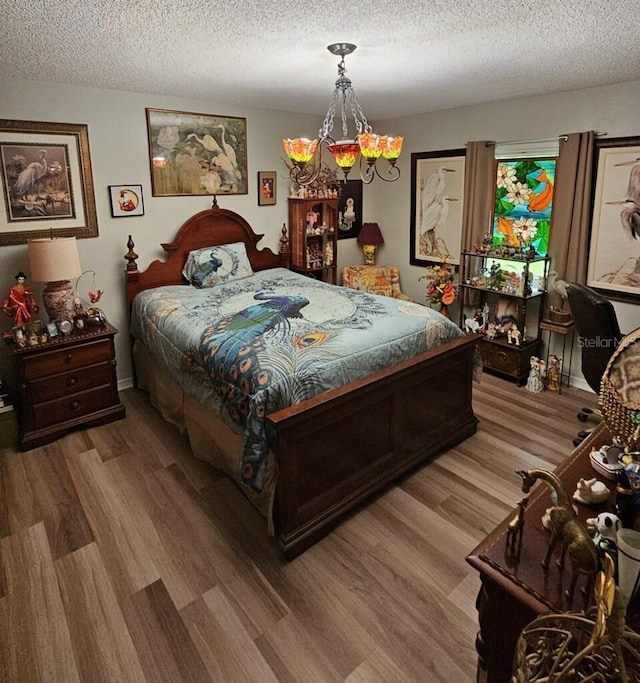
(283, 43), (403, 186)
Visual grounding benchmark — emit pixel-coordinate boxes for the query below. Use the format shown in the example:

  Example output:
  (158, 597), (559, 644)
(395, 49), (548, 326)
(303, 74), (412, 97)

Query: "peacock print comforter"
(130, 267), (467, 491)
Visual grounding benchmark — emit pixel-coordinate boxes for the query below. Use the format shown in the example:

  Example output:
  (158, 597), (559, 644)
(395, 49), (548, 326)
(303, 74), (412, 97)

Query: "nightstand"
(7, 322), (125, 450)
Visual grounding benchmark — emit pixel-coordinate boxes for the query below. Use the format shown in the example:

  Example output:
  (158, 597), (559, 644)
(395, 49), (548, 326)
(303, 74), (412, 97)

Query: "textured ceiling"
(3, 1), (640, 120)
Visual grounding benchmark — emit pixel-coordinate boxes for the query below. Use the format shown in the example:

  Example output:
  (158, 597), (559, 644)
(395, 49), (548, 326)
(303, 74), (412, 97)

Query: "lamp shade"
(28, 237), (82, 322)
(28, 237), (82, 283)
(358, 222), (384, 245)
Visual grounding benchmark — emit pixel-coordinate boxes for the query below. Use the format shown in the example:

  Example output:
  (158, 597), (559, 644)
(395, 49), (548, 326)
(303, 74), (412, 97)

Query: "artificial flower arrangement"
(420, 259), (457, 307)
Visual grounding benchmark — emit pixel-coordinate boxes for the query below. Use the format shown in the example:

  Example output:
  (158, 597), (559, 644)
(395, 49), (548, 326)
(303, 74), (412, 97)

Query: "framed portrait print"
(0, 119), (98, 245)
(337, 179), (363, 240)
(146, 108), (248, 196)
(108, 184), (145, 217)
(410, 149), (466, 265)
(257, 171), (276, 205)
(587, 136), (640, 302)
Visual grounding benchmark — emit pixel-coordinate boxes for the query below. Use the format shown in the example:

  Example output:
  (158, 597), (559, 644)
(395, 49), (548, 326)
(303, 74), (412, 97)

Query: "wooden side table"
(539, 318), (575, 391)
(6, 322), (125, 450)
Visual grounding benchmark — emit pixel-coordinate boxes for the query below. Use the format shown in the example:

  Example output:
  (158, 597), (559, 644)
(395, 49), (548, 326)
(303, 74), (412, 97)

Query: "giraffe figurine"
(516, 468), (600, 600)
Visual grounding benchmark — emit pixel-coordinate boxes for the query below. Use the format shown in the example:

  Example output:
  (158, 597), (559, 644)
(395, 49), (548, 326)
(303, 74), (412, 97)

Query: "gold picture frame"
(257, 171), (276, 205)
(0, 119), (98, 245)
(146, 108), (248, 196)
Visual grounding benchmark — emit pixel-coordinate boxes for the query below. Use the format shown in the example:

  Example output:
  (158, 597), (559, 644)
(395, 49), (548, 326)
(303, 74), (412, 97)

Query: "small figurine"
(507, 327), (521, 346)
(486, 322), (497, 340)
(324, 243), (333, 266)
(526, 356), (545, 393)
(1, 271), (39, 327)
(547, 354), (562, 391)
(586, 512), (620, 562)
(573, 477), (610, 505)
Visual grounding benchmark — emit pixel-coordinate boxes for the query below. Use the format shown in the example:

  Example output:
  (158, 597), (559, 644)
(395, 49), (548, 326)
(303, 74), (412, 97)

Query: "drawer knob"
(70, 400), (80, 411)
(67, 376), (78, 387)
(65, 353), (73, 362)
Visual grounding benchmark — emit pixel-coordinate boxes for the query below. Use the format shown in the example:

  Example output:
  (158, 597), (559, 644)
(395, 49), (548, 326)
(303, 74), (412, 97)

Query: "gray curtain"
(461, 141), (495, 308)
(461, 140), (496, 251)
(548, 131), (595, 308)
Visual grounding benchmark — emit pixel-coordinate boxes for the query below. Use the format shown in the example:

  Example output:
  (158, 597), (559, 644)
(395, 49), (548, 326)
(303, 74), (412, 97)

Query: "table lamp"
(28, 236), (82, 322)
(357, 222), (384, 265)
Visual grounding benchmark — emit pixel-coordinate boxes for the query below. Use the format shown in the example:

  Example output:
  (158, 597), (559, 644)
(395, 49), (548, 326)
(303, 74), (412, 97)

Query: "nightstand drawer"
(31, 386), (115, 430)
(30, 363), (113, 403)
(22, 339), (114, 380)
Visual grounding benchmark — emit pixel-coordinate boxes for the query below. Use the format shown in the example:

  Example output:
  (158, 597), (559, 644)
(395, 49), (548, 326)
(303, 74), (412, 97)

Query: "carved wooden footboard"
(269, 334), (478, 559)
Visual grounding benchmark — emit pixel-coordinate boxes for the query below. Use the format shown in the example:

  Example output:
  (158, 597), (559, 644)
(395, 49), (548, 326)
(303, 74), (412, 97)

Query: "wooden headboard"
(125, 204), (290, 307)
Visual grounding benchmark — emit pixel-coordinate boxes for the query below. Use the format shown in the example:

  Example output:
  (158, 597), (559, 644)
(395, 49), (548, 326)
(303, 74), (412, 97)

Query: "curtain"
(461, 141), (495, 307)
(548, 131), (595, 308)
(461, 140), (496, 251)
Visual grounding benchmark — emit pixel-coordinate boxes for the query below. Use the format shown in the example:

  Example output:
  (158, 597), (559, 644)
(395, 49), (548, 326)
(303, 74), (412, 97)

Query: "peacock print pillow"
(182, 242), (254, 288)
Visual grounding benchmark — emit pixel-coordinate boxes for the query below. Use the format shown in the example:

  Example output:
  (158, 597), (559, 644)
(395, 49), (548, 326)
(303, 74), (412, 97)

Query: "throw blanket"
(131, 268), (468, 491)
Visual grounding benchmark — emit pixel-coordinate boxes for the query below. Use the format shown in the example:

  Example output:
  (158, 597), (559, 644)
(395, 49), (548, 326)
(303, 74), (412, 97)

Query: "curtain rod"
(488, 131), (608, 147)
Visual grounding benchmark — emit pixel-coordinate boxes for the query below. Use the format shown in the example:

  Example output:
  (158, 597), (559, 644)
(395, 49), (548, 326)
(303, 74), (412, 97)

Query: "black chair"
(565, 282), (622, 446)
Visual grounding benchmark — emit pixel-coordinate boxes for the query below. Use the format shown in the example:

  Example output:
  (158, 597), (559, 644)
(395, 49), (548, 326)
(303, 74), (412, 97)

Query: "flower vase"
(439, 303), (451, 319)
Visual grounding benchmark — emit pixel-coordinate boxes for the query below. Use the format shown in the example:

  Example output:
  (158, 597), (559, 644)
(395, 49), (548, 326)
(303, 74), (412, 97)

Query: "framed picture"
(146, 108), (248, 196)
(257, 171), (276, 205)
(587, 136), (640, 302)
(337, 179), (363, 240)
(108, 184), (145, 217)
(24, 320), (44, 345)
(46, 321), (59, 339)
(410, 149), (466, 265)
(0, 119), (98, 246)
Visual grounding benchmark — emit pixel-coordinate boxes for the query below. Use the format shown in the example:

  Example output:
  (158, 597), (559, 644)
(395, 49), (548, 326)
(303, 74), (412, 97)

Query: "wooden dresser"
(8, 322), (125, 450)
(466, 424), (639, 683)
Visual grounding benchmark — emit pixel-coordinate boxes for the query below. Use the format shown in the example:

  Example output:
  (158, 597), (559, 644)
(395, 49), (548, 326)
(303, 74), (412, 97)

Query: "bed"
(125, 203), (480, 559)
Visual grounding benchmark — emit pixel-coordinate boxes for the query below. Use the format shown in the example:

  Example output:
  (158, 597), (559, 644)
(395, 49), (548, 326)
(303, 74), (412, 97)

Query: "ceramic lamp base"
(42, 280), (75, 322)
(362, 244), (378, 265)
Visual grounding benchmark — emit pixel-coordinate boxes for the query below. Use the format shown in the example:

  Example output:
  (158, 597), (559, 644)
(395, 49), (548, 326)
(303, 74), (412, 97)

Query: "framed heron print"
(146, 108), (248, 197)
(587, 136), (640, 302)
(410, 149), (465, 266)
(0, 119), (98, 245)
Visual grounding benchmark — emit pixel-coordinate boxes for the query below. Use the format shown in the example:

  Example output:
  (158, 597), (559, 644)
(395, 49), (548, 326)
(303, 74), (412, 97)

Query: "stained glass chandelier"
(283, 43), (403, 186)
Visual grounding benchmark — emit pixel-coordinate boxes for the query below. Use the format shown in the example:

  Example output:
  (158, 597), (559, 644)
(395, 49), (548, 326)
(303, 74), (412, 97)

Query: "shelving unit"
(459, 250), (550, 385)
(288, 197), (338, 283)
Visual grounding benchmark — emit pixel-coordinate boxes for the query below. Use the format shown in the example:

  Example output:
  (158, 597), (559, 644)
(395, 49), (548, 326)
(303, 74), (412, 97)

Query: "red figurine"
(1, 271), (39, 327)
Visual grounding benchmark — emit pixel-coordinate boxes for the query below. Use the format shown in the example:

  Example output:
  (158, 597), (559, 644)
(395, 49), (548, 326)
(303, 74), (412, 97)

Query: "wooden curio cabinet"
(288, 197), (338, 283)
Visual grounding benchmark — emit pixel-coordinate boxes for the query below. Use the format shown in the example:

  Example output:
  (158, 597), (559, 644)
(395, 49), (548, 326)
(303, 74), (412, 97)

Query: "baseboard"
(118, 376), (135, 392)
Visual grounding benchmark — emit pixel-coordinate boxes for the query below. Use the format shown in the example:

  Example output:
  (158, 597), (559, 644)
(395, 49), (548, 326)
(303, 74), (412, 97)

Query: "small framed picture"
(24, 320), (45, 346)
(258, 171), (276, 206)
(46, 321), (60, 339)
(57, 319), (74, 336)
(108, 184), (145, 217)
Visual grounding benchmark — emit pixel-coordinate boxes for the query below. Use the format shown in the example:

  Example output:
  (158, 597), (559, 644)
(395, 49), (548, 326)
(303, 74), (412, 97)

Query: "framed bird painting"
(410, 148), (466, 266)
(588, 136), (640, 302)
(0, 119), (98, 246)
(146, 108), (248, 197)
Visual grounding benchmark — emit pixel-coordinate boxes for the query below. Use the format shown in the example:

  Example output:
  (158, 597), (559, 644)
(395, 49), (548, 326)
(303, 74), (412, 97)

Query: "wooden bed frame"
(125, 203), (479, 559)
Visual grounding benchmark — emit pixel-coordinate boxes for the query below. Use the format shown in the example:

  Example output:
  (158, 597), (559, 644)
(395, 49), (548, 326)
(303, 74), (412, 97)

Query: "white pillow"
(182, 242), (254, 288)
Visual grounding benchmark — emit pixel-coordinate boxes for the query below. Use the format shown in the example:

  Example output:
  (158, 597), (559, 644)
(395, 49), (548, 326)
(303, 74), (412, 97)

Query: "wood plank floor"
(0, 374), (597, 682)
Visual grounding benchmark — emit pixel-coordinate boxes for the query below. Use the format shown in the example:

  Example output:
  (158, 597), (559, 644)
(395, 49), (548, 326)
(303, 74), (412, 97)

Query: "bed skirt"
(133, 340), (277, 533)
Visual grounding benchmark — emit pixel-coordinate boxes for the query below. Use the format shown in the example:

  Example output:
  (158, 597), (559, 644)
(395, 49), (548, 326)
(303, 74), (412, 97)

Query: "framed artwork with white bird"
(0, 119), (98, 246)
(410, 148), (465, 266)
(588, 136), (640, 301)
(146, 108), (248, 197)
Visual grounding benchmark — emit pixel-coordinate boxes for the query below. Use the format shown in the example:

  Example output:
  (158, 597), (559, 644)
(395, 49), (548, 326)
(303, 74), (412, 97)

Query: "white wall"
(2, 76), (640, 389)
(0, 77), (319, 383)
